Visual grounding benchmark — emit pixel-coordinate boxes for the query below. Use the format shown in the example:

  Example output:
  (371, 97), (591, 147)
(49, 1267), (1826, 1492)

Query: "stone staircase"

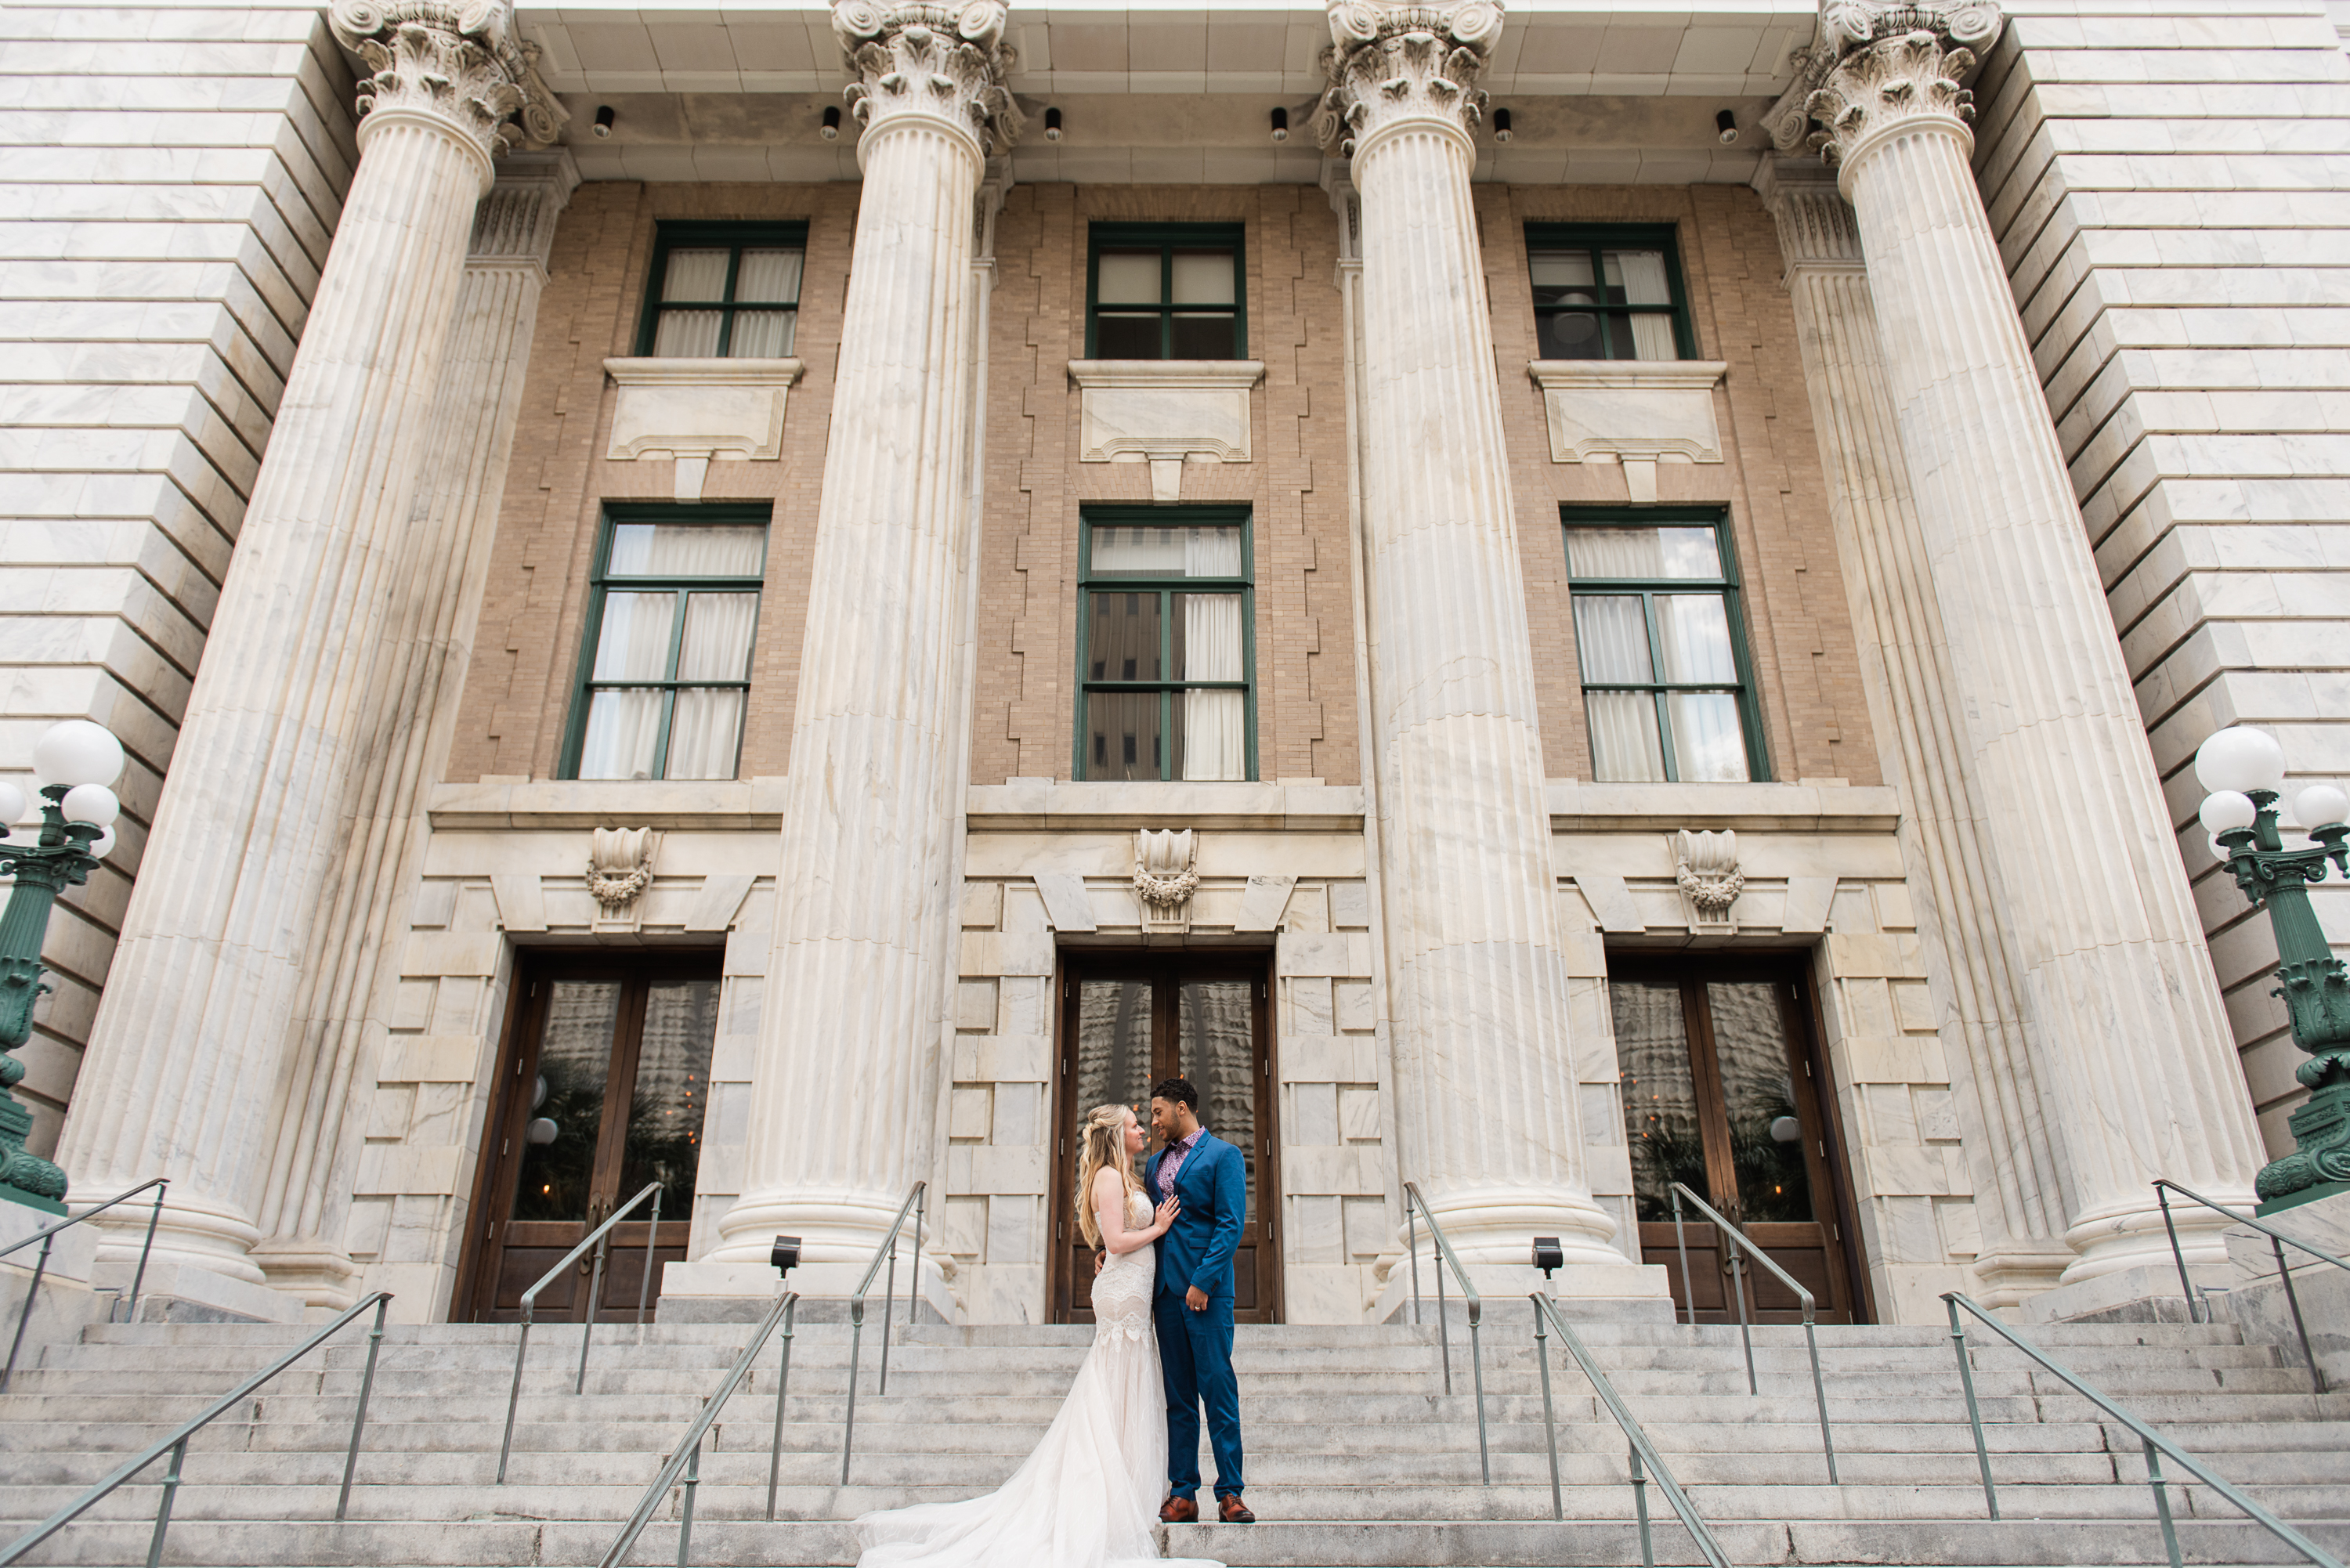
(0, 1315), (2344, 1567)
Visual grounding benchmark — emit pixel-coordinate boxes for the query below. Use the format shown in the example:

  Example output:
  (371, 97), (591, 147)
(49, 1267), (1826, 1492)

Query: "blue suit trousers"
(1155, 1289), (1242, 1499)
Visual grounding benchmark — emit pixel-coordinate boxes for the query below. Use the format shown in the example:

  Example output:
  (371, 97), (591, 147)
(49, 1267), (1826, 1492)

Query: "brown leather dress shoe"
(1159, 1496), (1198, 1524)
(1218, 1495), (1256, 1523)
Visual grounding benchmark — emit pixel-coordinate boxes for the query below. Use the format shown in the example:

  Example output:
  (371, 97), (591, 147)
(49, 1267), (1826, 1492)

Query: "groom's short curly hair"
(1150, 1077), (1198, 1112)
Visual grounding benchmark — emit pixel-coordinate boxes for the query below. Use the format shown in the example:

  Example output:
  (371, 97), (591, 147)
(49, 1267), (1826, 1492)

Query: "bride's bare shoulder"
(1089, 1165), (1126, 1198)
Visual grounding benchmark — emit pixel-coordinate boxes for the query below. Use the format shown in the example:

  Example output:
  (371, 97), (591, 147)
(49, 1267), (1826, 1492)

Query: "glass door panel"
(511, 981), (620, 1223)
(1178, 980), (1268, 1313)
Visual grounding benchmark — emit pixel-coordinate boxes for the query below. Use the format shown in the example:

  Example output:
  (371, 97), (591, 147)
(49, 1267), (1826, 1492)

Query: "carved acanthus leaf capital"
(832, 1), (1021, 157)
(1759, 1), (2001, 159)
(329, 0), (567, 162)
(1314, 0), (1504, 157)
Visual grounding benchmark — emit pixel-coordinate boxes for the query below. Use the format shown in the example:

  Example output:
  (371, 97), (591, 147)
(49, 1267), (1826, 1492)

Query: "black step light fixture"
(1532, 1236), (1564, 1281)
(1492, 107), (1513, 143)
(1716, 108), (1739, 145)
(771, 1234), (802, 1277)
(822, 104), (841, 140)
(1270, 106), (1289, 143)
(1044, 106), (1063, 141)
(592, 103), (616, 139)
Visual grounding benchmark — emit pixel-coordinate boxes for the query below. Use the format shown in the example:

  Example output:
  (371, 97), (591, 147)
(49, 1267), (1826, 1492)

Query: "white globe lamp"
(0, 779), (23, 830)
(31, 720), (124, 790)
(61, 783), (119, 829)
(2294, 783), (2349, 833)
(87, 825), (116, 860)
(2197, 791), (2257, 836)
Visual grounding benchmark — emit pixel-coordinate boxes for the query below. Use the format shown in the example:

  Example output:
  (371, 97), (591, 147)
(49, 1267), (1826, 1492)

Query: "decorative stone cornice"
(1314, 0), (1504, 157)
(329, 0), (566, 166)
(1759, 1), (2001, 161)
(832, 1), (1021, 160)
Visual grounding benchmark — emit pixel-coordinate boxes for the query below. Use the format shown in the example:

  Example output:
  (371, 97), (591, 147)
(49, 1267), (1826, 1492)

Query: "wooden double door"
(1051, 953), (1282, 1324)
(1609, 958), (1866, 1324)
(458, 952), (722, 1323)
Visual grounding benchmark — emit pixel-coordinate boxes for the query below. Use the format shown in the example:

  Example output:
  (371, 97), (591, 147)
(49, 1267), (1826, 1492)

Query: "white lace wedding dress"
(852, 1188), (1224, 1568)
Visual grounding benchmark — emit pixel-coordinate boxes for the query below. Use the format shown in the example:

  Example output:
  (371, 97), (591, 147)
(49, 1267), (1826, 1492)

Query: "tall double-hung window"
(566, 508), (768, 782)
(1565, 511), (1766, 783)
(1086, 224), (1246, 360)
(1076, 511), (1253, 782)
(637, 222), (807, 358)
(1526, 224), (1694, 363)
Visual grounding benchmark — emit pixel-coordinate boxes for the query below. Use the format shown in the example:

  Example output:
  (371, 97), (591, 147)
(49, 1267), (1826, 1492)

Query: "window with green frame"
(636, 222), (808, 358)
(1076, 509), (1254, 782)
(1086, 223), (1246, 360)
(565, 507), (769, 782)
(1526, 224), (1694, 363)
(1564, 510), (1767, 783)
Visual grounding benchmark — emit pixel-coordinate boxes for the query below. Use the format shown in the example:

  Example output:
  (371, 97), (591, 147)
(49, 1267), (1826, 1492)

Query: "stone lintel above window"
(1531, 359), (1729, 502)
(602, 356), (805, 500)
(1068, 359), (1265, 500)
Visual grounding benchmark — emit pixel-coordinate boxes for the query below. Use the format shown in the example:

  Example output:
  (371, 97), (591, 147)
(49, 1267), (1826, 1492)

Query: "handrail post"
(578, 1229), (609, 1395)
(2142, 1436), (2182, 1568)
(1406, 1198), (1422, 1326)
(1803, 1312), (1838, 1483)
(125, 1183), (165, 1324)
(336, 1295), (389, 1521)
(1468, 1307), (1488, 1486)
(1433, 1212), (1452, 1396)
(1945, 1299), (1998, 1519)
(638, 1187), (662, 1331)
(498, 1306), (533, 1484)
(1531, 1299), (1561, 1521)
(1628, 1440), (1654, 1568)
(767, 1295), (797, 1521)
(677, 1434), (703, 1568)
(1727, 1252), (1755, 1394)
(841, 1304), (864, 1486)
(2, 1231), (52, 1393)
(908, 1187), (925, 1331)
(2157, 1182), (2197, 1322)
(144, 1436), (188, 1568)
(1670, 1188), (1694, 1327)
(878, 1224), (898, 1396)
(2272, 1232), (2323, 1394)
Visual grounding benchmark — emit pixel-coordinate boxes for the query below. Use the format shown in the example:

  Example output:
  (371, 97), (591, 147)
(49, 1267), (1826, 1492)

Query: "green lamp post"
(2194, 725), (2350, 1214)
(0, 719), (126, 1216)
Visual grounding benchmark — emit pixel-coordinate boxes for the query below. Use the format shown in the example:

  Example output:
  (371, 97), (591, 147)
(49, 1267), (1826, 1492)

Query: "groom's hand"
(1186, 1285), (1208, 1312)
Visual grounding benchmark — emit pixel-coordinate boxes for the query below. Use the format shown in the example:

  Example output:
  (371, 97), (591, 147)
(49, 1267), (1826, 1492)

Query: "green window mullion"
(1641, 589), (1685, 782)
(715, 247), (743, 358)
(1161, 248), (1174, 362)
(646, 585), (694, 777)
(1159, 688), (1173, 780)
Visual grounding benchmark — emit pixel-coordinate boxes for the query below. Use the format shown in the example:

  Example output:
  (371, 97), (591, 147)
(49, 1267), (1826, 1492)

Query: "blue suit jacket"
(1144, 1131), (1247, 1301)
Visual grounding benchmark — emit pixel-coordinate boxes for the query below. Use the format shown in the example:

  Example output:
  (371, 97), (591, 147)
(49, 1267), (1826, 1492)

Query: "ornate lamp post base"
(2255, 951), (2350, 1214)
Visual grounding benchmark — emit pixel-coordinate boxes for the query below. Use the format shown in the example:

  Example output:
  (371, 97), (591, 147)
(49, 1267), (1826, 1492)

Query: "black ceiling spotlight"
(821, 104), (841, 141)
(1045, 106), (1064, 142)
(1270, 106), (1289, 143)
(1492, 107), (1513, 143)
(592, 103), (616, 139)
(771, 1234), (802, 1277)
(1716, 108), (1740, 145)
(1531, 1236), (1564, 1281)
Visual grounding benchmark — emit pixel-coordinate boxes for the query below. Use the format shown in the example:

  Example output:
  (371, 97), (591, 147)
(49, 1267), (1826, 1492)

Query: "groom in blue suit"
(1144, 1077), (1253, 1524)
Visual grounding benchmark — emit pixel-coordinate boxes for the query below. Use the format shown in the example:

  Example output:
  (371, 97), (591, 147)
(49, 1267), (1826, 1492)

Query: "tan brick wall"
(1482, 184), (1881, 788)
(446, 182), (856, 784)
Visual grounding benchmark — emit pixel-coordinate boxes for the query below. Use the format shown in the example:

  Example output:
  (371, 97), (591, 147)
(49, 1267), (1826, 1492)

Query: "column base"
(1965, 1245), (2076, 1310)
(249, 1242), (363, 1311)
(92, 1257), (307, 1324)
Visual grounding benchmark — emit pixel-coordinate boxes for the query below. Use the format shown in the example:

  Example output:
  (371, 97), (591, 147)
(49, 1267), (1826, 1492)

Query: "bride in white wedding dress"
(852, 1104), (1224, 1568)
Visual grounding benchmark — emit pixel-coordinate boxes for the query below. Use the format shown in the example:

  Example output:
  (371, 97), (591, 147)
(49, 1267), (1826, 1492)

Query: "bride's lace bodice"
(1091, 1187), (1156, 1341)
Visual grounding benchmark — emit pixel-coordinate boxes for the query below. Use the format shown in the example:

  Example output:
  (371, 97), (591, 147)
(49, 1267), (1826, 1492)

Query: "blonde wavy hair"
(1073, 1102), (1142, 1248)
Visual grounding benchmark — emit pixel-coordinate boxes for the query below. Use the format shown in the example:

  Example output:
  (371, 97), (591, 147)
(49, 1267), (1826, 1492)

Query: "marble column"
(55, 0), (560, 1284)
(701, 1), (1015, 1287)
(1792, 2), (2267, 1278)
(1756, 158), (2076, 1303)
(248, 154), (580, 1306)
(1316, 0), (1622, 1270)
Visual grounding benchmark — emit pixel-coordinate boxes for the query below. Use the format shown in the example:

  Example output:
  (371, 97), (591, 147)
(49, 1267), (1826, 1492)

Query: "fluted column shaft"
(1320, 0), (1617, 1266)
(1812, 27), (2266, 1277)
(56, 1), (554, 1281)
(1759, 161), (2073, 1302)
(248, 156), (577, 1306)
(709, 2), (1011, 1278)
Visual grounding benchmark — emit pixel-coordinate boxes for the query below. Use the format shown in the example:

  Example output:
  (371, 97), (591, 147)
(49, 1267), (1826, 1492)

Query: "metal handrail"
(1, 1176), (168, 1393)
(0, 1291), (389, 1568)
(1400, 1181), (1489, 1484)
(595, 1290), (799, 1568)
(841, 1182), (926, 1484)
(496, 1180), (663, 1483)
(2155, 1178), (2344, 1393)
(1530, 1292), (1731, 1568)
(1668, 1183), (1837, 1482)
(1941, 1292), (2343, 1568)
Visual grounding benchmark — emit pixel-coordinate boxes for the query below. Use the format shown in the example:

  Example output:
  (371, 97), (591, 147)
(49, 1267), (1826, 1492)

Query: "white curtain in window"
(1654, 597), (1746, 782)
(1567, 526), (1668, 579)
(729, 248), (802, 357)
(653, 247), (731, 357)
(609, 522), (767, 578)
(1611, 249), (1678, 361)
(666, 591), (759, 780)
(1091, 526), (1188, 575)
(1573, 594), (1663, 782)
(1180, 526), (1246, 780)
(578, 591), (674, 780)
(1666, 692), (1748, 782)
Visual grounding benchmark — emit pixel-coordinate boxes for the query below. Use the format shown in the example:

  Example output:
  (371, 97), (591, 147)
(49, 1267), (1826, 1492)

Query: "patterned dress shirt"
(1155, 1127), (1203, 1202)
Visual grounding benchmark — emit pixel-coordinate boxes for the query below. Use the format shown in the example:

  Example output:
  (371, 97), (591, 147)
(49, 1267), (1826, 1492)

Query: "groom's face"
(1149, 1097), (1179, 1145)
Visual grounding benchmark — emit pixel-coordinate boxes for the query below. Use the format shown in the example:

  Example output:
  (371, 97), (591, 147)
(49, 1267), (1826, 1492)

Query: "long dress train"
(851, 1189), (1223, 1568)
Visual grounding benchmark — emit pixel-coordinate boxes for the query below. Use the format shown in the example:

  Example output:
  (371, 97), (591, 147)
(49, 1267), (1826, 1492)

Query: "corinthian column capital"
(832, 1), (1021, 162)
(1760, 2), (2001, 170)
(1313, 0), (1503, 157)
(329, 0), (567, 179)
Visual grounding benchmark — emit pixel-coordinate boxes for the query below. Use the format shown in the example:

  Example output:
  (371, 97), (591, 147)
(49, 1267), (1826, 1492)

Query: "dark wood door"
(457, 952), (722, 1323)
(1050, 954), (1281, 1324)
(1608, 959), (1866, 1324)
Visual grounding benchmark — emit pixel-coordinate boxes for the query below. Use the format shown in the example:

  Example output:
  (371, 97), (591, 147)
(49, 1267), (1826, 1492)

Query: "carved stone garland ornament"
(1133, 829), (1200, 911)
(1314, 0), (1504, 157)
(588, 826), (659, 916)
(832, 1), (1022, 156)
(329, 0), (568, 161)
(1673, 829), (1744, 922)
(1759, 0), (2002, 160)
